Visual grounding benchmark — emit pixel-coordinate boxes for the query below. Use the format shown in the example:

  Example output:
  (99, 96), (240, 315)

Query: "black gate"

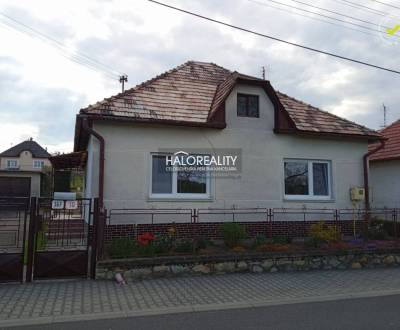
(29, 198), (93, 280)
(0, 197), (29, 282)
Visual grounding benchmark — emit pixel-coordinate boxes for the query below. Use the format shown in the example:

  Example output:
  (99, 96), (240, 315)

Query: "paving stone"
(3, 268), (400, 326)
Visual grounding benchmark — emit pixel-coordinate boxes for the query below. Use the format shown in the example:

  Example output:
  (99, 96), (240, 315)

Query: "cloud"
(0, 0), (399, 154)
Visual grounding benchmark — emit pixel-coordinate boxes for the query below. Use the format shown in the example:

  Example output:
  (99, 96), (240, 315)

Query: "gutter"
(363, 139), (385, 210)
(82, 118), (105, 210)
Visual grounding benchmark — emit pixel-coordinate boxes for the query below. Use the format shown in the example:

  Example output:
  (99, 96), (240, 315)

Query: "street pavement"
(8, 294), (400, 330)
(2, 268), (400, 328)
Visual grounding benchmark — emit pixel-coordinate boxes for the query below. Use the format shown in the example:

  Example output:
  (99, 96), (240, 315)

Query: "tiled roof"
(0, 139), (50, 158)
(80, 61), (380, 139)
(276, 92), (380, 137)
(82, 61), (230, 123)
(369, 120), (400, 161)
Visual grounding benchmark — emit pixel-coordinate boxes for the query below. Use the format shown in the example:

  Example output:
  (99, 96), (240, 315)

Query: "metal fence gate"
(0, 197), (29, 282)
(28, 198), (93, 280)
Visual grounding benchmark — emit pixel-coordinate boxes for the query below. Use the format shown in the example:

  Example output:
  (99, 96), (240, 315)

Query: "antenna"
(261, 66), (266, 80)
(119, 75), (128, 92)
(382, 103), (387, 128)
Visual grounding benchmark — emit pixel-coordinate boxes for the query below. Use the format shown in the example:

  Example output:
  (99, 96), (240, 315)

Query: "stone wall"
(96, 249), (400, 281)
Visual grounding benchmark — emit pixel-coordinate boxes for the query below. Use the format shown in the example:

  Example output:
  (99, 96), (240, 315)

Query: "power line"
(147, 0), (400, 75)
(369, 0), (400, 10)
(247, 0), (379, 38)
(252, 0), (389, 35)
(286, 0), (379, 27)
(0, 12), (124, 79)
(329, 0), (389, 16)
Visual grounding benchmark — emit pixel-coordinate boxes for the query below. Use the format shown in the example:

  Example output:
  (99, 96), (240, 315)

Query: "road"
(8, 294), (400, 330)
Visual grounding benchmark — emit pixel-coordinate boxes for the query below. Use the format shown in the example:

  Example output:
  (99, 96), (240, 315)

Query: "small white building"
(370, 120), (400, 208)
(73, 61), (382, 213)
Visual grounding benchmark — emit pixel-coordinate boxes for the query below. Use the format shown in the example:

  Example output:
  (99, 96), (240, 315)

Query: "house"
(73, 61), (382, 214)
(0, 138), (51, 198)
(369, 120), (400, 208)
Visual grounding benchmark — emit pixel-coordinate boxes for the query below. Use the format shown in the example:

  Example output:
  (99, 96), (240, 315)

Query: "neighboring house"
(369, 120), (400, 208)
(73, 61), (382, 212)
(0, 138), (51, 198)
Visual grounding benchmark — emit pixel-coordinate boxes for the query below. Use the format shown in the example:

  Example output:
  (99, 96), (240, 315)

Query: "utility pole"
(382, 103), (387, 128)
(261, 66), (266, 80)
(119, 75), (128, 93)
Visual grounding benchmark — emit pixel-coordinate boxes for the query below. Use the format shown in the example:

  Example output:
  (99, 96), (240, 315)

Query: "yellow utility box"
(350, 187), (365, 201)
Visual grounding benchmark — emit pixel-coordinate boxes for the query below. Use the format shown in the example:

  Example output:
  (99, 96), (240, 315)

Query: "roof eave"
(275, 128), (383, 141)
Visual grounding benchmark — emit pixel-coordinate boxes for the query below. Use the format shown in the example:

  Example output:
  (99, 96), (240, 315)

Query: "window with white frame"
(150, 154), (210, 199)
(33, 160), (45, 169)
(6, 159), (18, 169)
(284, 159), (331, 199)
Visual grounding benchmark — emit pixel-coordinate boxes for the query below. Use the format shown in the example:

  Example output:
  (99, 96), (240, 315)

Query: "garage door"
(0, 177), (31, 197)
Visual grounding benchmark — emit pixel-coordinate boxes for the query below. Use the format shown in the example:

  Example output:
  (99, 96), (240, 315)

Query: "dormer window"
(237, 93), (259, 118)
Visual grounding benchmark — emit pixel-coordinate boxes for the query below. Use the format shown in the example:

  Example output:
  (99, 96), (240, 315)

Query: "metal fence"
(106, 207), (400, 241)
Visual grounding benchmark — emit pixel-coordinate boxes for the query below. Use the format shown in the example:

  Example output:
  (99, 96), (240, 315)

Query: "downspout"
(363, 139), (385, 210)
(362, 138), (385, 241)
(82, 118), (105, 211)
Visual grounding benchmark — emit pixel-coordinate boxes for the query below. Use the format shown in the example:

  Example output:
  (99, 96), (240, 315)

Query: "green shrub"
(252, 234), (267, 248)
(153, 235), (174, 254)
(309, 221), (339, 243)
(107, 238), (136, 259)
(304, 236), (323, 248)
(272, 235), (291, 244)
(368, 221), (388, 240)
(221, 223), (246, 248)
(174, 239), (194, 253)
(195, 237), (210, 250)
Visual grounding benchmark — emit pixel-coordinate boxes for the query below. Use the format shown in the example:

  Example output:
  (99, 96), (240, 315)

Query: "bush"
(174, 239), (194, 253)
(252, 234), (267, 249)
(107, 238), (136, 259)
(221, 223), (246, 248)
(153, 234), (174, 254)
(368, 222), (388, 240)
(272, 235), (291, 244)
(309, 221), (339, 244)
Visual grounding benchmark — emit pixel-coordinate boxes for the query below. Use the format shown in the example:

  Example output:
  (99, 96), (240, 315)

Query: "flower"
(167, 226), (176, 236)
(137, 232), (155, 246)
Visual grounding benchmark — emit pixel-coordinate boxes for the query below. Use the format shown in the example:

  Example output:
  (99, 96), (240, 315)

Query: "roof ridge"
(276, 91), (378, 134)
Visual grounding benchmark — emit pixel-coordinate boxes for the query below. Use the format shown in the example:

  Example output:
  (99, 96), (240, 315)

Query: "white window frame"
(33, 160), (45, 169)
(284, 159), (332, 201)
(149, 153), (212, 200)
(6, 159), (18, 169)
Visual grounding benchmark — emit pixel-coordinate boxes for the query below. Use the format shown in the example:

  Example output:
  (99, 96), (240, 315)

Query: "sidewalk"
(2, 268), (400, 328)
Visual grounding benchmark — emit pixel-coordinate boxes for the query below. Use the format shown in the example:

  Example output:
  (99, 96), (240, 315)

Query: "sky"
(0, 0), (399, 153)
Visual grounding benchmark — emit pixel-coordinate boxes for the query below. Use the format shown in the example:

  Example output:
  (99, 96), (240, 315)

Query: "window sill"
(147, 196), (213, 202)
(283, 198), (335, 203)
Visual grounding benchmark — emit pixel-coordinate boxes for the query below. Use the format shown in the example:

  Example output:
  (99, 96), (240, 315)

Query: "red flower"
(138, 232), (155, 246)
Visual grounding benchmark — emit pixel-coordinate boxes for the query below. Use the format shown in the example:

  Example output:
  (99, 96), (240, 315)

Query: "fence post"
(26, 197), (37, 283)
(90, 198), (106, 279)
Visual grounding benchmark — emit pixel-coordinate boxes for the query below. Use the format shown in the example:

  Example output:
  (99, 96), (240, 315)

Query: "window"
(237, 93), (259, 118)
(284, 160), (331, 199)
(150, 154), (210, 199)
(6, 160), (18, 169)
(33, 160), (45, 169)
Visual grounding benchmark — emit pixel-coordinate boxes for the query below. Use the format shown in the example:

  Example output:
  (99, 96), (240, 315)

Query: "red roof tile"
(80, 61), (381, 140)
(369, 120), (400, 161)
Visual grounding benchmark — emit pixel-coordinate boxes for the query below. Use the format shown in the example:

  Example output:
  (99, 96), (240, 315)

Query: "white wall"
(370, 160), (400, 208)
(85, 84), (368, 215)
